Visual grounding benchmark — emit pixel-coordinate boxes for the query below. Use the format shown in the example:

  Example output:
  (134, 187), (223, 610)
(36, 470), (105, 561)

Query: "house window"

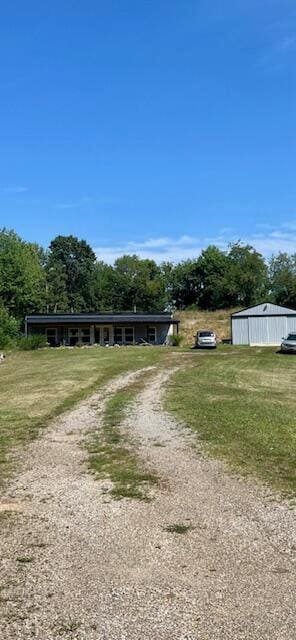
(69, 328), (79, 346)
(114, 327), (123, 344)
(46, 328), (57, 346)
(124, 327), (134, 344)
(114, 327), (134, 344)
(80, 328), (90, 344)
(147, 326), (157, 344)
(68, 327), (90, 346)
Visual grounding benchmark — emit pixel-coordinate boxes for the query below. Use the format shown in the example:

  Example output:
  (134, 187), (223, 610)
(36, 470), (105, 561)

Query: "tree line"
(0, 228), (295, 344)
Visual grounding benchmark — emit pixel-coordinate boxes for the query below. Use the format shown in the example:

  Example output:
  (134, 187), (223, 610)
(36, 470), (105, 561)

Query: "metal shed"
(231, 302), (296, 346)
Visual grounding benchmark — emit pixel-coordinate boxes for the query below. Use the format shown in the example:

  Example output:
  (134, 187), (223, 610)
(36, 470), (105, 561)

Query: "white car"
(281, 333), (296, 353)
(195, 330), (217, 349)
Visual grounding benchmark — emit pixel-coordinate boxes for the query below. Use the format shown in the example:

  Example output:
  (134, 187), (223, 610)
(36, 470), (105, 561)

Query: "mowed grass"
(88, 373), (159, 500)
(0, 346), (170, 485)
(166, 347), (296, 496)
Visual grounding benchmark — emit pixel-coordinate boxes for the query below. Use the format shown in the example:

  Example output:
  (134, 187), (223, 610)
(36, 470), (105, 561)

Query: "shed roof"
(232, 302), (296, 318)
(25, 313), (179, 325)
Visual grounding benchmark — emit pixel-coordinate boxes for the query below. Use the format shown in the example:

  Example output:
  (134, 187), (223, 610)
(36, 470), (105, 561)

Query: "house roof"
(232, 302), (296, 318)
(25, 313), (179, 325)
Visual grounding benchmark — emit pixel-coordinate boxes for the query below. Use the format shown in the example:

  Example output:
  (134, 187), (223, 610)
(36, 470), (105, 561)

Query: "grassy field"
(0, 346), (170, 485)
(176, 308), (237, 345)
(166, 346), (296, 496)
(1, 342), (296, 499)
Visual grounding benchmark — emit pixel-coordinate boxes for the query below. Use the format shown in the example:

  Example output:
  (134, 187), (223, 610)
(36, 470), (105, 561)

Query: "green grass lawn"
(166, 347), (296, 497)
(0, 346), (170, 485)
(2, 344), (296, 499)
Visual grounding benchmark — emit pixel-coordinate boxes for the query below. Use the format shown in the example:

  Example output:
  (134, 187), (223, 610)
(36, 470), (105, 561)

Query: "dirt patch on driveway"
(0, 367), (295, 639)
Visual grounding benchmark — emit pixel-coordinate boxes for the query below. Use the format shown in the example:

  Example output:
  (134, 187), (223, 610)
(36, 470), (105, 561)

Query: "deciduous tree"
(0, 229), (45, 319)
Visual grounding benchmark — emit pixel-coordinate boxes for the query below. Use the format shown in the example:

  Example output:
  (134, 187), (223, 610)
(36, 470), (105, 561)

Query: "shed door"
(267, 317), (287, 345)
(232, 317), (249, 345)
(248, 317), (269, 345)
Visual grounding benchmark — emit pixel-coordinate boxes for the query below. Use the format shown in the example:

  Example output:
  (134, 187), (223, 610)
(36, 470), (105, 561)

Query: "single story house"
(25, 313), (179, 346)
(231, 302), (296, 346)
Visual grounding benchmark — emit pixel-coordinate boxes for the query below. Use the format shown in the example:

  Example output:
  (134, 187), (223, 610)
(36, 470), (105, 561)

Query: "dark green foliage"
(226, 243), (268, 307)
(163, 523), (194, 534)
(18, 335), (48, 350)
(269, 252), (296, 309)
(0, 229), (45, 319)
(46, 235), (97, 312)
(167, 243), (268, 310)
(0, 303), (20, 348)
(93, 261), (116, 310)
(195, 245), (231, 309)
(112, 254), (166, 312)
(165, 259), (200, 309)
(168, 333), (183, 346)
(16, 556), (33, 563)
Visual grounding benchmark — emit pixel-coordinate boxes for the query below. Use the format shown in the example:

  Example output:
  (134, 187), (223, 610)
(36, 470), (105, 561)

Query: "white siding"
(249, 317), (269, 345)
(267, 317), (287, 344)
(287, 317), (296, 334)
(232, 317), (249, 345)
(232, 314), (296, 345)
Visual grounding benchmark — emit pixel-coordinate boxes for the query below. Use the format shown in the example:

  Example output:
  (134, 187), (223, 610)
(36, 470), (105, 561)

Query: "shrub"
(168, 333), (183, 347)
(18, 335), (48, 350)
(0, 303), (20, 348)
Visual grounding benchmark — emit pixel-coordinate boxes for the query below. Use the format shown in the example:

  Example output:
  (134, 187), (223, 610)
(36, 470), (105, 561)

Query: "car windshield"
(287, 334), (296, 341)
(199, 331), (213, 337)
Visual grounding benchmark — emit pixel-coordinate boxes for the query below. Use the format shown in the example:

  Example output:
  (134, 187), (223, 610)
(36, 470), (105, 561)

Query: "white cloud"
(276, 35), (296, 53)
(55, 195), (120, 210)
(55, 196), (93, 210)
(94, 222), (296, 264)
(1, 186), (28, 194)
(245, 234), (296, 256)
(94, 237), (205, 264)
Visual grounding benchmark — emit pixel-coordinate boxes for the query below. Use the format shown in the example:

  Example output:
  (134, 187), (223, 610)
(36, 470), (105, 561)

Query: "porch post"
(90, 324), (95, 345)
(110, 325), (114, 346)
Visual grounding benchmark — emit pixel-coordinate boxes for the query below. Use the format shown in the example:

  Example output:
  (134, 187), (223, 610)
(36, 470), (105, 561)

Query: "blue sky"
(1, 0), (296, 262)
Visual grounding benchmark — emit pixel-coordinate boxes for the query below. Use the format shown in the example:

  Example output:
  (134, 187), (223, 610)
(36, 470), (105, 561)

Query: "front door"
(249, 317), (268, 345)
(102, 326), (112, 345)
(46, 328), (57, 346)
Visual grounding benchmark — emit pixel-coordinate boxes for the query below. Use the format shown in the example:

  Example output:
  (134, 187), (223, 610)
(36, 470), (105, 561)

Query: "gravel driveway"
(0, 366), (295, 640)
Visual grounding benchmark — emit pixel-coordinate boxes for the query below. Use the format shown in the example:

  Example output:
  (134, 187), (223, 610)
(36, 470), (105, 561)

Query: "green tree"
(112, 255), (166, 312)
(46, 235), (97, 312)
(93, 261), (116, 311)
(0, 302), (20, 348)
(164, 259), (201, 309)
(225, 243), (268, 307)
(0, 229), (46, 319)
(196, 245), (230, 310)
(268, 252), (296, 308)
(165, 243), (267, 310)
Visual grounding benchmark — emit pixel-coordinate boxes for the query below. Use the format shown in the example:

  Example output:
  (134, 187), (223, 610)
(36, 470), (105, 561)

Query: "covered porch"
(25, 313), (179, 347)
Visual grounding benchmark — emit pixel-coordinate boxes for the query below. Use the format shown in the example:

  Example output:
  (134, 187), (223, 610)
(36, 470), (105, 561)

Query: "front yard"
(0, 346), (170, 485)
(1, 344), (296, 497)
(167, 347), (296, 496)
